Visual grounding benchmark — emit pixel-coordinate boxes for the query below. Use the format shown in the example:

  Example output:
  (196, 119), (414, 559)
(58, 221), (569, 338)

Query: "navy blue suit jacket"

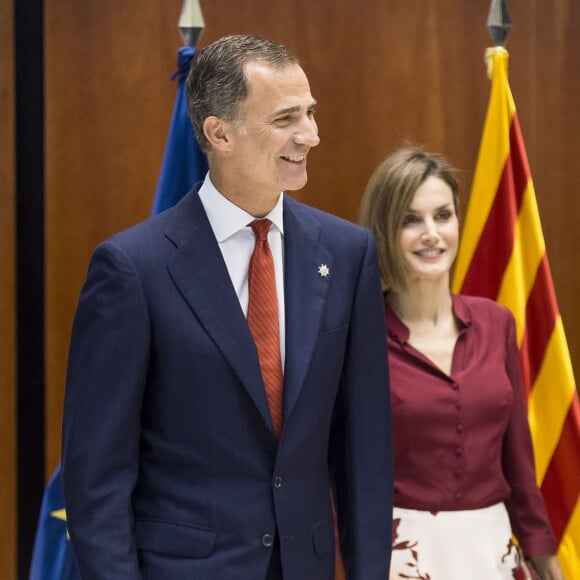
(62, 190), (393, 579)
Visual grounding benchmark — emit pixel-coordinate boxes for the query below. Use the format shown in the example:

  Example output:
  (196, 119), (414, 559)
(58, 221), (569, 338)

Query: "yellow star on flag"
(50, 508), (70, 539)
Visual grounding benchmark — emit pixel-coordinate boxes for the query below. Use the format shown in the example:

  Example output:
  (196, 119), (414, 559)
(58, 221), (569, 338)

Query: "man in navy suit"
(62, 34), (393, 579)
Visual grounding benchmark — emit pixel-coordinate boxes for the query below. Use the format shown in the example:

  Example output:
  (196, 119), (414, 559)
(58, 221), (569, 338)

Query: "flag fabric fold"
(152, 45), (207, 214)
(452, 46), (580, 579)
(29, 466), (79, 580)
(30, 46), (207, 579)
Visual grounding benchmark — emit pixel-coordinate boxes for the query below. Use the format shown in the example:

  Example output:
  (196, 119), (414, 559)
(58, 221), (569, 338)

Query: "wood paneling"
(43, 0), (579, 531)
(0, 0), (16, 576)
(523, 0), (580, 374)
(44, 0), (182, 475)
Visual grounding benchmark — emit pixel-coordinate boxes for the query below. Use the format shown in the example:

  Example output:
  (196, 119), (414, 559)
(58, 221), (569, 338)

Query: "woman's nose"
(421, 221), (438, 243)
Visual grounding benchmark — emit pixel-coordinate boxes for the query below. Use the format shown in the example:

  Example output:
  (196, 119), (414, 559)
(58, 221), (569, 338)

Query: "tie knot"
(250, 219), (272, 242)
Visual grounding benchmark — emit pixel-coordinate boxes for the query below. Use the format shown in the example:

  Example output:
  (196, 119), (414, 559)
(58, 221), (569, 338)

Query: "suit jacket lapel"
(164, 192), (272, 428)
(283, 198), (333, 421)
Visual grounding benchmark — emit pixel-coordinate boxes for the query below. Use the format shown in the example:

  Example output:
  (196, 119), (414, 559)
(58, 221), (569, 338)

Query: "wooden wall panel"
(525, 0), (580, 376)
(45, 0), (579, 502)
(0, 0), (16, 576)
(45, 0), (183, 475)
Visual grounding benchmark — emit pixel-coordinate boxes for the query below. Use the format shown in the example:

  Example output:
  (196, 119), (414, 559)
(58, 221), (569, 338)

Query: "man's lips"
(280, 154), (306, 163)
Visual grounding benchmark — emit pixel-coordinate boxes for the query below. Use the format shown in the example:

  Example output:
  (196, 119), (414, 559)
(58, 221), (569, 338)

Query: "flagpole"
(178, 0), (205, 47)
(151, 0), (208, 215)
(483, 0), (511, 79)
(487, 0), (511, 47)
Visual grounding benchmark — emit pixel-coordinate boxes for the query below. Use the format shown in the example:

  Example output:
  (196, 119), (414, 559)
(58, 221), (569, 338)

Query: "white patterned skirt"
(390, 503), (525, 580)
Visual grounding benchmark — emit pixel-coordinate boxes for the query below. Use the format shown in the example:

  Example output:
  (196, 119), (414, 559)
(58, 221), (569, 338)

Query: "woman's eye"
(402, 215), (420, 226)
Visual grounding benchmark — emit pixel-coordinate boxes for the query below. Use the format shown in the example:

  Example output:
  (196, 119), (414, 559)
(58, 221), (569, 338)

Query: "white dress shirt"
(198, 173), (286, 367)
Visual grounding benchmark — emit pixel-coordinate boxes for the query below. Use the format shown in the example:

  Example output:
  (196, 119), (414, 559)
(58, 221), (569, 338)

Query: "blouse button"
(456, 424), (463, 433)
(455, 492), (462, 501)
(455, 447), (463, 456)
(455, 401), (462, 410)
(451, 382), (459, 390)
(454, 468), (462, 478)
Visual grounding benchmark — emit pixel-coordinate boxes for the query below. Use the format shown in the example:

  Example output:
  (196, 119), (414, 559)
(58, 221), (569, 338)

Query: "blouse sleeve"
(501, 311), (557, 556)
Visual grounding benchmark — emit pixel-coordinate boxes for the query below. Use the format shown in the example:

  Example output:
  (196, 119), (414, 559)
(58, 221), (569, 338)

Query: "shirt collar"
(385, 293), (472, 344)
(451, 294), (472, 328)
(198, 173), (284, 242)
(384, 296), (409, 344)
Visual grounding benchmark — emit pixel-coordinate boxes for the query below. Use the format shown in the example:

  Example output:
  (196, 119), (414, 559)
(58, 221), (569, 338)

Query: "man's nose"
(294, 117), (320, 147)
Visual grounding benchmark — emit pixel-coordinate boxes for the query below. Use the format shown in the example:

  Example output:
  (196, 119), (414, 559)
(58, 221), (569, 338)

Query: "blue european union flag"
(29, 466), (79, 580)
(152, 45), (208, 215)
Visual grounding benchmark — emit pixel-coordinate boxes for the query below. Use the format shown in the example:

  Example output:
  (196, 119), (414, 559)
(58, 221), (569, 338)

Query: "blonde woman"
(360, 147), (562, 580)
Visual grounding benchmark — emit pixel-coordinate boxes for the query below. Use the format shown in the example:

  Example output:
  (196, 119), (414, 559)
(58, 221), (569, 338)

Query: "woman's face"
(398, 175), (459, 284)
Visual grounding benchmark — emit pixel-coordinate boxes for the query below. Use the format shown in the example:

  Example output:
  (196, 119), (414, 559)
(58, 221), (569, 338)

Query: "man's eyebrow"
(272, 105), (300, 117)
(271, 100), (318, 118)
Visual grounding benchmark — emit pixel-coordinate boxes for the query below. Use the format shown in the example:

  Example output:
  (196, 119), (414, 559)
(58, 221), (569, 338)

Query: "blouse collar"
(385, 293), (473, 345)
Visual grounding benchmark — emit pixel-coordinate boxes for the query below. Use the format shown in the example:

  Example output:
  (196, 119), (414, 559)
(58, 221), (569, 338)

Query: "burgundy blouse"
(386, 294), (556, 555)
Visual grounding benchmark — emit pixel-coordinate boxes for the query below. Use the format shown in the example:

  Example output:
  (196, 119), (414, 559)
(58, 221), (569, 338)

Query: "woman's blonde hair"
(360, 146), (460, 292)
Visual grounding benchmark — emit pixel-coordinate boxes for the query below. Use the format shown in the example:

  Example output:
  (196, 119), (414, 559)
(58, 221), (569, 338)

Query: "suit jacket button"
(273, 475), (283, 489)
(262, 533), (274, 548)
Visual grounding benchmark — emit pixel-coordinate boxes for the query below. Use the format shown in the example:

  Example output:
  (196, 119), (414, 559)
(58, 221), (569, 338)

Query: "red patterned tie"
(247, 219), (284, 438)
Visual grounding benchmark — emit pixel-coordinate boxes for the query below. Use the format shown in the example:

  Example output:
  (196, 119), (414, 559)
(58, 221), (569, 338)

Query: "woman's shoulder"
(453, 294), (513, 325)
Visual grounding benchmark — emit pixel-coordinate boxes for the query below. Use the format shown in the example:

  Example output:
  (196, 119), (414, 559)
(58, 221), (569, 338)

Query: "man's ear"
(203, 116), (232, 152)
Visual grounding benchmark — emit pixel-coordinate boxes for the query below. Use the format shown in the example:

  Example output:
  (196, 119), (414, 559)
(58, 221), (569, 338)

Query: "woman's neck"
(388, 278), (459, 375)
(387, 278), (453, 327)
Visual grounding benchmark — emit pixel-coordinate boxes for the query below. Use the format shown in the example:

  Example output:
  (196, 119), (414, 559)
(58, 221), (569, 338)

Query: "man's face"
(228, 61), (320, 201)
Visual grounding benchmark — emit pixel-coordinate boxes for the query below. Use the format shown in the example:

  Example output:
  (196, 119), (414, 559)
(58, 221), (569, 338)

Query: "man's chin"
(282, 175), (308, 192)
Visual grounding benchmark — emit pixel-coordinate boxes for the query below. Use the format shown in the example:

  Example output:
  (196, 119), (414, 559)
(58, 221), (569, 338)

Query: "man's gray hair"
(186, 35), (299, 152)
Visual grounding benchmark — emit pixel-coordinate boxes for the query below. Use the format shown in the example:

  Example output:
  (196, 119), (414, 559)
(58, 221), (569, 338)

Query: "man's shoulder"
(86, 194), (198, 268)
(108, 192), (195, 246)
(109, 211), (169, 242)
(284, 195), (369, 239)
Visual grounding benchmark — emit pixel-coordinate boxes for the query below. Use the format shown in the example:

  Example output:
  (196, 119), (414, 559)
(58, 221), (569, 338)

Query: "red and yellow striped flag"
(452, 46), (579, 578)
